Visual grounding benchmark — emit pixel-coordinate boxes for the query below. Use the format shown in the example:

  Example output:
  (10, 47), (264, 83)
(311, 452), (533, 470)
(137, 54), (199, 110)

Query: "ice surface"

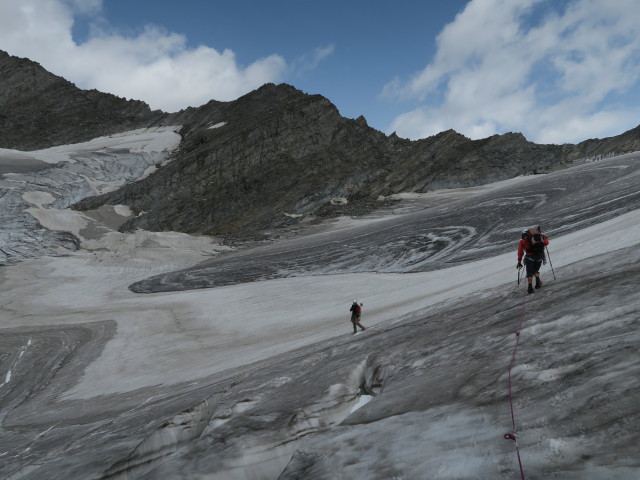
(0, 136), (638, 479)
(0, 127), (183, 265)
(0, 126), (181, 165)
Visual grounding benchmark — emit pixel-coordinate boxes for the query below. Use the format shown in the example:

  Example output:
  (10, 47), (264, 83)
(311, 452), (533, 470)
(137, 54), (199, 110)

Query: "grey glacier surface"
(0, 127), (180, 265)
(0, 133), (639, 480)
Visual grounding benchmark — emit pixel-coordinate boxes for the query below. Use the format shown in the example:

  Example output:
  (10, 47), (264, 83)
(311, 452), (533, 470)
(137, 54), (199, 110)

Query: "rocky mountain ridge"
(2, 49), (639, 240)
(74, 83), (639, 238)
(0, 50), (167, 150)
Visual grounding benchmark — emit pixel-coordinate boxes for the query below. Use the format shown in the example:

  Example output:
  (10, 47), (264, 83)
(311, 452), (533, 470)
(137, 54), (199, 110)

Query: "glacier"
(0, 131), (638, 479)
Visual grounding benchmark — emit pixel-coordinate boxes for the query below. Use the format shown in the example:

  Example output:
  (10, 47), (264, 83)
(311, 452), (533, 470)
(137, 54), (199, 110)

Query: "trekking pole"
(538, 226), (557, 281)
(545, 245), (557, 281)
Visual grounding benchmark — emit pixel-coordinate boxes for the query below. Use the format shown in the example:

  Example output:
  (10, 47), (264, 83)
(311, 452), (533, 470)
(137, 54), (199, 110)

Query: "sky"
(1, 0), (640, 144)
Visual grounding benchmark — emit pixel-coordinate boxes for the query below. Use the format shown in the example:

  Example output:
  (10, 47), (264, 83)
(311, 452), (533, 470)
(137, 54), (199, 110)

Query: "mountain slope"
(70, 83), (640, 238)
(2, 49), (640, 242)
(0, 50), (166, 150)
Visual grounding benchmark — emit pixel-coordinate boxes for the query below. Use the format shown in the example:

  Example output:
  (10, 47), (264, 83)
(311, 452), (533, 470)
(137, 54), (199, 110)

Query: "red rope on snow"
(503, 289), (527, 479)
(357, 275), (531, 478)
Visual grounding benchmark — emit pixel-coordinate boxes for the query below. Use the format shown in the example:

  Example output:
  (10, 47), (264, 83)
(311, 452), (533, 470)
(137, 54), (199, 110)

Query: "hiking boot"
(535, 278), (542, 289)
(527, 285), (535, 294)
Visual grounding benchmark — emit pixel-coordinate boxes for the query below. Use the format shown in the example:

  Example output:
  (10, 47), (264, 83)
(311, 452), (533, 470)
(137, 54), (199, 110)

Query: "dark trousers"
(525, 253), (545, 278)
(351, 314), (365, 332)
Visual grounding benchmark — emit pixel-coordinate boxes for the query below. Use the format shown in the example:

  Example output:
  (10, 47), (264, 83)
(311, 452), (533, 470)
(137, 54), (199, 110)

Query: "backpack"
(352, 303), (361, 314)
(525, 228), (545, 255)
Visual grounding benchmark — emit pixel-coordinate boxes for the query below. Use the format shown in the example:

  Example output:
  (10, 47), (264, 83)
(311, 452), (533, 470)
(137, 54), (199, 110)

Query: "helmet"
(353, 299), (358, 303)
(521, 230), (528, 238)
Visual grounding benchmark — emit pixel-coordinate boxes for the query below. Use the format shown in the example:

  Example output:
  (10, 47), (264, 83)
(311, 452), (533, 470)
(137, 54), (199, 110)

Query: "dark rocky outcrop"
(0, 50), (167, 150)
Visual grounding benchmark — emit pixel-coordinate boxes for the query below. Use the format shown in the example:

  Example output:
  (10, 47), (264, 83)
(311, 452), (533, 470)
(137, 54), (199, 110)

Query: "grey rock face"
(0, 50), (167, 150)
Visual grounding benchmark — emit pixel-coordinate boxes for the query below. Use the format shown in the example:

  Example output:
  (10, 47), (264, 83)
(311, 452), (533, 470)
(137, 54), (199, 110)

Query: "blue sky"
(1, 0), (640, 144)
(82, 0), (470, 130)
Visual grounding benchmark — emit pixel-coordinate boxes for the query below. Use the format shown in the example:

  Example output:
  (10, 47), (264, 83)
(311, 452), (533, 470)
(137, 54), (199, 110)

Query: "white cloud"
(64, 0), (102, 15)
(0, 0), (288, 112)
(384, 0), (640, 144)
(293, 44), (335, 75)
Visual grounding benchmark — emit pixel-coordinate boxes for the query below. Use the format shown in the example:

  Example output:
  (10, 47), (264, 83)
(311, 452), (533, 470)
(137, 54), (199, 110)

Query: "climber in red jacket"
(517, 227), (549, 294)
(350, 300), (365, 334)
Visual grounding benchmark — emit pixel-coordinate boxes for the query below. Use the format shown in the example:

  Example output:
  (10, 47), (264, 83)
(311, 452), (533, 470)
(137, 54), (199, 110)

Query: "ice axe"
(517, 264), (523, 285)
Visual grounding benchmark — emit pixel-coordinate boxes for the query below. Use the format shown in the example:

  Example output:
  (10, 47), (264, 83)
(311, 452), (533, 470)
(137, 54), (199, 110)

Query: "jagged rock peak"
(355, 115), (368, 126)
(0, 49), (166, 150)
(236, 82), (337, 112)
(250, 82), (303, 97)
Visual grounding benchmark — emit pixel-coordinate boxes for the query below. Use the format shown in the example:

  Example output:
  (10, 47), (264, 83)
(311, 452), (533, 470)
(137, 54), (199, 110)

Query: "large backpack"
(525, 228), (545, 255)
